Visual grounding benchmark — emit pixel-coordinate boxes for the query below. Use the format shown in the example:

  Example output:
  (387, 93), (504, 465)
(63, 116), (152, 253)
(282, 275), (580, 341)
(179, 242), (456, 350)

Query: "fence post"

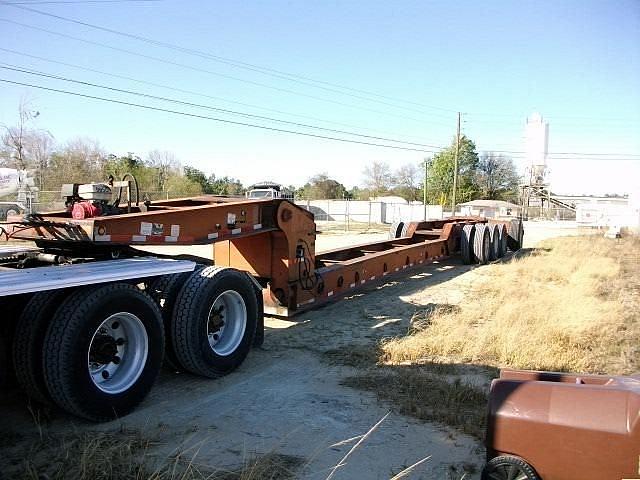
(368, 201), (371, 229)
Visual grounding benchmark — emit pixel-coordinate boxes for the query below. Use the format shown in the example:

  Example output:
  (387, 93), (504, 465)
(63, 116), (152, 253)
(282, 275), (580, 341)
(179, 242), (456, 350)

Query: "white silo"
(524, 112), (549, 185)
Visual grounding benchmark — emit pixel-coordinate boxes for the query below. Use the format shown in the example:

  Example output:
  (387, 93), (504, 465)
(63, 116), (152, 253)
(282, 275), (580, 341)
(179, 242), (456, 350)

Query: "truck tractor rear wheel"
(489, 224), (501, 261)
(474, 224), (491, 264)
(172, 266), (258, 378)
(481, 455), (541, 480)
(0, 294), (33, 389)
(0, 334), (8, 388)
(43, 283), (164, 421)
(147, 267), (204, 372)
(5, 208), (19, 218)
(461, 224), (475, 265)
(13, 290), (71, 405)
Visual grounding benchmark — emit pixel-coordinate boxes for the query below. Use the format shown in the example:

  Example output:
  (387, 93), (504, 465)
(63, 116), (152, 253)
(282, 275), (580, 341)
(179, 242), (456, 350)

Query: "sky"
(0, 0), (638, 195)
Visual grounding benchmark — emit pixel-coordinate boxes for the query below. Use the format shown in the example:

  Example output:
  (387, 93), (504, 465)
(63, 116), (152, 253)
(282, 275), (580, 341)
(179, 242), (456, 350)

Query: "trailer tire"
(508, 219), (524, 251)
(461, 224), (475, 265)
(147, 266), (204, 372)
(43, 283), (164, 421)
(172, 266), (258, 378)
(498, 224), (508, 257)
(473, 224), (491, 264)
(13, 290), (71, 405)
(488, 224), (501, 261)
(481, 455), (541, 480)
(389, 221), (404, 239)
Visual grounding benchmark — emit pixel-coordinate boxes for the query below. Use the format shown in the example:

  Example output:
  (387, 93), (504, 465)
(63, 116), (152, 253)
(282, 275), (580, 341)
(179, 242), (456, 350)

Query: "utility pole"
(451, 112), (461, 215)
(423, 157), (429, 220)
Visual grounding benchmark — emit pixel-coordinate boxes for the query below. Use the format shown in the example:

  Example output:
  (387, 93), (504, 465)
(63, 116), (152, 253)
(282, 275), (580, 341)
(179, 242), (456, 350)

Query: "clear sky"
(0, 0), (638, 195)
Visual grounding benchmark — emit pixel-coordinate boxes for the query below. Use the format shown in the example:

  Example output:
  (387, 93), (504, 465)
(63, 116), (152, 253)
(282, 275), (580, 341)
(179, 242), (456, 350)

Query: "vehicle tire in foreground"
(473, 224), (491, 264)
(147, 267), (204, 372)
(43, 283), (164, 421)
(481, 455), (541, 480)
(488, 224), (501, 261)
(13, 290), (71, 405)
(461, 224), (475, 265)
(172, 266), (258, 378)
(0, 294), (32, 389)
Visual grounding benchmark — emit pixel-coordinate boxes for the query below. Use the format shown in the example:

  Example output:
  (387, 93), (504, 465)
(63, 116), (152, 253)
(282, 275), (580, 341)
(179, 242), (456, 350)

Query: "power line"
(0, 63), (447, 149)
(2, 1), (160, 4)
(3, 2), (459, 115)
(0, 18), (451, 126)
(0, 77), (444, 153)
(0, 46), (447, 141)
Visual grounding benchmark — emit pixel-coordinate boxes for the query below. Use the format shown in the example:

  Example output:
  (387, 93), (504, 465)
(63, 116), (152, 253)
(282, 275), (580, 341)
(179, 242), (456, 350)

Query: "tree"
(299, 173), (347, 199)
(477, 153), (520, 200)
(183, 166), (211, 193)
(427, 135), (480, 206)
(146, 150), (180, 192)
(28, 131), (55, 190)
(208, 174), (244, 195)
(48, 138), (106, 189)
(1, 99), (54, 185)
(362, 161), (392, 197)
(392, 163), (421, 201)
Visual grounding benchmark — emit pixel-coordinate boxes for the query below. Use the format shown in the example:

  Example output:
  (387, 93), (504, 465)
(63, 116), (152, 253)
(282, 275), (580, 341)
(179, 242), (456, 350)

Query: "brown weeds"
(381, 235), (640, 374)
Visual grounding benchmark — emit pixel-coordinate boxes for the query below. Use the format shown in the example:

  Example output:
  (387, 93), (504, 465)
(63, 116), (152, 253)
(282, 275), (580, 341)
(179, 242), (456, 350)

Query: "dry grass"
(4, 426), (302, 480)
(343, 366), (489, 440)
(382, 235), (640, 374)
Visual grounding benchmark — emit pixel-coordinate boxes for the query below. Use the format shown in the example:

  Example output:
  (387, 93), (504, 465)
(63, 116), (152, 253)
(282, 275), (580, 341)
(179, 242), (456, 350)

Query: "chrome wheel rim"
(207, 290), (247, 356)
(87, 312), (148, 394)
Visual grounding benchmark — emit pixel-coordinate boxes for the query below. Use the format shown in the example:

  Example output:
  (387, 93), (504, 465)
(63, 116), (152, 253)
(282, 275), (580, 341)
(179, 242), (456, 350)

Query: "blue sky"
(0, 0), (638, 194)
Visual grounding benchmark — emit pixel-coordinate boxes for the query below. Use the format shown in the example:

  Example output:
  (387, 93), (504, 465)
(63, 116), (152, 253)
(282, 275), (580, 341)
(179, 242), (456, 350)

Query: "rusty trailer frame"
(4, 196), (491, 316)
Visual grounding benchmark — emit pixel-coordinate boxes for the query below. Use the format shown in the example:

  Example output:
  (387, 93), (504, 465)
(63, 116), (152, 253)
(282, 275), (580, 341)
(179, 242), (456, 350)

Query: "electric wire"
(0, 48), (450, 140)
(0, 17), (454, 124)
(3, 2), (459, 115)
(0, 77), (443, 153)
(0, 63), (448, 149)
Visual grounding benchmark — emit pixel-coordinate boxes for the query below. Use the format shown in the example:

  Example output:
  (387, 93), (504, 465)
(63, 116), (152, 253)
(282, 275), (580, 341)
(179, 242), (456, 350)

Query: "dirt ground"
(0, 221), (588, 479)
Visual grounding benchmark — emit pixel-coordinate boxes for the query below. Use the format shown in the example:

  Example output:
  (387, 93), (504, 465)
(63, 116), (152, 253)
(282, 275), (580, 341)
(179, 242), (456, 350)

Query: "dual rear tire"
(9, 266), (259, 421)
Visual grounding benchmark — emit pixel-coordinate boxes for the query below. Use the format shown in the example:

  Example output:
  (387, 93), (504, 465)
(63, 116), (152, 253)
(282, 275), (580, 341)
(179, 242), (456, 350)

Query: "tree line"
(302, 136), (520, 204)
(1, 101), (520, 204)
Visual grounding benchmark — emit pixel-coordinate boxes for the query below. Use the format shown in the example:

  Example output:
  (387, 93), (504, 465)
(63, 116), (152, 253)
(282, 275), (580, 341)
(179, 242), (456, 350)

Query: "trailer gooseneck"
(0, 179), (522, 421)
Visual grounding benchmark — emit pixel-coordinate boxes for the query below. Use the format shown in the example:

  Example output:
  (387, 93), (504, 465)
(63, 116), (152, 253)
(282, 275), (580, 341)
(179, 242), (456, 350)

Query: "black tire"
(147, 267), (204, 372)
(508, 219), (524, 251)
(0, 333), (8, 389)
(43, 283), (164, 421)
(498, 224), (508, 257)
(13, 290), (71, 405)
(0, 294), (32, 389)
(461, 224), (475, 265)
(488, 224), (500, 261)
(474, 224), (491, 265)
(172, 266), (258, 378)
(482, 455), (541, 480)
(389, 221), (404, 239)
